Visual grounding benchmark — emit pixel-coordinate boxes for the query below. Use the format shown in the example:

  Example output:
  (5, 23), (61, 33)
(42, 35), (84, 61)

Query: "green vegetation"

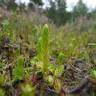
(91, 70), (96, 80)
(13, 55), (25, 80)
(21, 84), (36, 96)
(38, 24), (49, 74)
(0, 18), (96, 95)
(0, 0), (96, 96)
(0, 89), (5, 96)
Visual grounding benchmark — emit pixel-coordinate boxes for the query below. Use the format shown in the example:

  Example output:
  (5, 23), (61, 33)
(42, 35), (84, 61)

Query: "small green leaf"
(91, 70), (96, 80)
(54, 65), (64, 77)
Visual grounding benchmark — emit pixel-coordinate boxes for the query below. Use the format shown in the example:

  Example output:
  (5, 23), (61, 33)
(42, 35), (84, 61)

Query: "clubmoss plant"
(58, 52), (65, 65)
(37, 24), (49, 74)
(13, 55), (24, 80)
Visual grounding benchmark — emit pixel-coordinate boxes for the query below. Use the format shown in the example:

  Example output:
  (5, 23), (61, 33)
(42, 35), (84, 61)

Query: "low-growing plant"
(21, 84), (36, 96)
(57, 52), (65, 65)
(48, 64), (64, 78)
(90, 69), (96, 80)
(0, 88), (5, 96)
(47, 64), (64, 93)
(1, 19), (14, 42)
(13, 55), (25, 80)
(37, 24), (50, 74)
(0, 74), (6, 86)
